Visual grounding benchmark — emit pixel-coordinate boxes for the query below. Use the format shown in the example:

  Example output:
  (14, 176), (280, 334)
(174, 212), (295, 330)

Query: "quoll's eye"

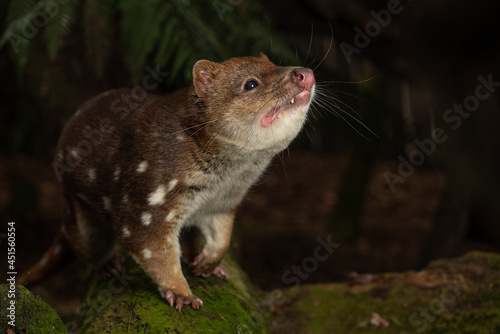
(244, 79), (259, 91)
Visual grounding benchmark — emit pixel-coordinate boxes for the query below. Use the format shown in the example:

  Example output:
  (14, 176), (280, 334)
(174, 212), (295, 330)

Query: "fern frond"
(170, 39), (195, 83)
(0, 0), (40, 76)
(154, 16), (181, 68)
(5, 0), (37, 23)
(173, 1), (227, 61)
(44, 0), (79, 59)
(152, 1), (229, 85)
(119, 0), (167, 83)
(83, 0), (114, 77)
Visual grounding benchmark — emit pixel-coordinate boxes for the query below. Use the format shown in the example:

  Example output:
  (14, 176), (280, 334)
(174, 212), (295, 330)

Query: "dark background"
(1, 0), (499, 323)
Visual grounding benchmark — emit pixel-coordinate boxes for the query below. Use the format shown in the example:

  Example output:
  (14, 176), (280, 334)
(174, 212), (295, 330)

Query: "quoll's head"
(192, 53), (315, 152)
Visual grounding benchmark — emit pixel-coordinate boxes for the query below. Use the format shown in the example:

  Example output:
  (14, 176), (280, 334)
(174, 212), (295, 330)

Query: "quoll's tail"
(17, 230), (75, 288)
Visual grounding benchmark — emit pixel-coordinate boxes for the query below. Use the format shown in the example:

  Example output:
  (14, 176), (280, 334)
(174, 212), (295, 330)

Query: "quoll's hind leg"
(64, 195), (120, 274)
(98, 253), (124, 278)
(180, 227), (205, 264)
(190, 211), (234, 279)
(118, 221), (203, 311)
(16, 229), (75, 288)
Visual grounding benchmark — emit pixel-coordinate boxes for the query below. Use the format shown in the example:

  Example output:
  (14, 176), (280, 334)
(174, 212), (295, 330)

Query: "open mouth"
(260, 89), (312, 127)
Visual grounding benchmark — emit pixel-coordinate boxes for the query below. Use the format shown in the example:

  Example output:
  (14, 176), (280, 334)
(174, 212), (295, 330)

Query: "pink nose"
(292, 68), (315, 90)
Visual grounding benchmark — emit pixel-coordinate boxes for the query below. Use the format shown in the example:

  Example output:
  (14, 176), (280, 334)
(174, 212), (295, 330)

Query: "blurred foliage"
(0, 0), (296, 85)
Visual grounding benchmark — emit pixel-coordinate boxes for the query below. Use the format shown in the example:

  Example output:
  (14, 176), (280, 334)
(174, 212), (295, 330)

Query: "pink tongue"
(261, 107), (281, 127)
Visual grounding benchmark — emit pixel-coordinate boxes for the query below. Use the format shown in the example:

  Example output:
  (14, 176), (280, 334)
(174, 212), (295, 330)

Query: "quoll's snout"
(292, 68), (315, 90)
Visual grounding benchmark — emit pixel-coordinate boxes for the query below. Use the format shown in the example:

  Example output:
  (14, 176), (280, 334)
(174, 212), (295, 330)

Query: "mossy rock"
(0, 284), (66, 333)
(77, 254), (271, 333)
(272, 252), (500, 334)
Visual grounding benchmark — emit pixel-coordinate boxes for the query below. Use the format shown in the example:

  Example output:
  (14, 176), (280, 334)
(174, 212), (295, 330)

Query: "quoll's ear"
(259, 52), (269, 61)
(193, 60), (222, 98)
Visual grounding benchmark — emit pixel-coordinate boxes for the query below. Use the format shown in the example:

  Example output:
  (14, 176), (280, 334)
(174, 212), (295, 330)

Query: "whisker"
(288, 33), (299, 63)
(312, 93), (379, 141)
(312, 22), (334, 72)
(316, 86), (367, 103)
(303, 126), (315, 144)
(315, 87), (366, 120)
(168, 118), (222, 137)
(305, 22), (314, 67)
(318, 74), (378, 85)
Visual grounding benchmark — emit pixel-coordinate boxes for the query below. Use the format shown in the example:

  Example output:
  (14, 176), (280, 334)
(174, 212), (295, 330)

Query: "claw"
(165, 290), (175, 307)
(190, 252), (228, 279)
(161, 289), (203, 311)
(190, 253), (204, 267)
(212, 264), (229, 279)
(175, 296), (183, 311)
(98, 255), (124, 278)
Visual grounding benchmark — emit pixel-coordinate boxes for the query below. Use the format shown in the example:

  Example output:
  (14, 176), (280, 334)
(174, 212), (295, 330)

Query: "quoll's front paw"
(160, 288), (203, 311)
(190, 253), (229, 279)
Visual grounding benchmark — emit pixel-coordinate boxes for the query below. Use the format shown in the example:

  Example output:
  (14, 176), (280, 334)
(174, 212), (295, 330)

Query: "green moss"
(430, 279), (500, 334)
(283, 271), (500, 334)
(0, 284), (67, 333)
(291, 281), (422, 334)
(79, 254), (270, 333)
(463, 251), (500, 271)
(275, 252), (500, 334)
(486, 253), (500, 271)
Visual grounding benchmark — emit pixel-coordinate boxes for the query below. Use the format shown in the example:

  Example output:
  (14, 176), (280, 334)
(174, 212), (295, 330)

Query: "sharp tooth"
(291, 97), (295, 104)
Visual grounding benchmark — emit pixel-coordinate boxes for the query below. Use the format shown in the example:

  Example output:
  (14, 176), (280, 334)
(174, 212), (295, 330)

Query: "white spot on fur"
(75, 109), (82, 116)
(57, 151), (64, 161)
(71, 149), (78, 158)
(123, 194), (129, 203)
(113, 167), (120, 181)
(103, 196), (111, 212)
(148, 185), (166, 206)
(122, 226), (131, 238)
(168, 179), (178, 191)
(141, 212), (152, 226)
(142, 249), (152, 259)
(165, 235), (174, 244)
(165, 211), (175, 222)
(137, 161), (148, 173)
(176, 134), (185, 141)
(88, 168), (96, 182)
